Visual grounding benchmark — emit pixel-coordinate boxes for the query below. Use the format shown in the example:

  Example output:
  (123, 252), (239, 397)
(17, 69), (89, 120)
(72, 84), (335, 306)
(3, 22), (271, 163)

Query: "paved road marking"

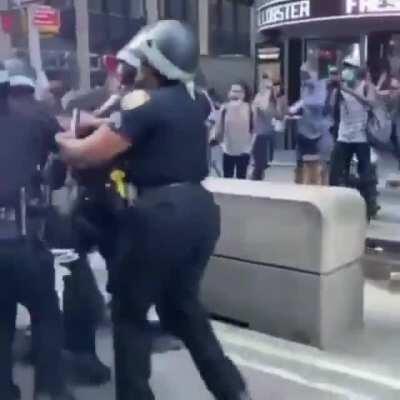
(221, 331), (400, 390)
(230, 353), (374, 400)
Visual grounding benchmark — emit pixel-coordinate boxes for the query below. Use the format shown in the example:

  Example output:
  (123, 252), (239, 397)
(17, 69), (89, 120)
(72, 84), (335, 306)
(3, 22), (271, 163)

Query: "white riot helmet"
(4, 58), (36, 89)
(121, 20), (199, 93)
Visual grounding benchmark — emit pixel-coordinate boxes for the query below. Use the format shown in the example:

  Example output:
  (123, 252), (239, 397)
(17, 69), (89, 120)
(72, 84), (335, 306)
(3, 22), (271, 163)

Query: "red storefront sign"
(33, 5), (60, 34)
(1, 12), (14, 33)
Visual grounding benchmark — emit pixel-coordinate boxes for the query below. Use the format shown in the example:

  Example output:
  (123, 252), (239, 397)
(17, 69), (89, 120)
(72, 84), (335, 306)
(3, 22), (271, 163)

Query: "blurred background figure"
(329, 58), (378, 219)
(290, 64), (333, 185)
(214, 81), (253, 179)
(251, 73), (278, 181)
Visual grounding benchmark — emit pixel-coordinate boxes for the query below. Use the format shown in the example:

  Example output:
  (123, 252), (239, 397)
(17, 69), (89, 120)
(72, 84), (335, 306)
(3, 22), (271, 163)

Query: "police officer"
(0, 63), (73, 400)
(71, 48), (183, 354)
(5, 58), (111, 386)
(56, 20), (252, 400)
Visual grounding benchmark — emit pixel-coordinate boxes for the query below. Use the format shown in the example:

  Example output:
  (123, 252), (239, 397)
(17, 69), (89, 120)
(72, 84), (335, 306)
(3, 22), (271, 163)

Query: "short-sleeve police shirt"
(113, 83), (209, 187)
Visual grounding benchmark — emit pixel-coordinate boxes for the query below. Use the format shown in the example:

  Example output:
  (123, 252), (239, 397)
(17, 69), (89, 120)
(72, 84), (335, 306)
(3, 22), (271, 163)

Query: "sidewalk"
(265, 150), (400, 246)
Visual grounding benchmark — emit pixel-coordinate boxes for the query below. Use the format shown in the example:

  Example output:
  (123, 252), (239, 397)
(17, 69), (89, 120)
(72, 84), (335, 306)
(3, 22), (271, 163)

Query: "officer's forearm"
(56, 125), (131, 168)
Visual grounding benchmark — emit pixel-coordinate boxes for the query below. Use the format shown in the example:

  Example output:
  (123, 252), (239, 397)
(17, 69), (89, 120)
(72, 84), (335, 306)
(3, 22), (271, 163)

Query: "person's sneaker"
(63, 352), (111, 386)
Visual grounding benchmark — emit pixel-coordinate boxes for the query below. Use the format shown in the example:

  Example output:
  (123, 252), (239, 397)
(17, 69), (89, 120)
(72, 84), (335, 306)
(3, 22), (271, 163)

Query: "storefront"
(255, 0), (400, 108)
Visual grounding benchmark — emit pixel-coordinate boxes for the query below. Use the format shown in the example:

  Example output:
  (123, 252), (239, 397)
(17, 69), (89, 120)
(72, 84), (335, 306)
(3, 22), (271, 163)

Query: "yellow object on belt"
(110, 169), (127, 199)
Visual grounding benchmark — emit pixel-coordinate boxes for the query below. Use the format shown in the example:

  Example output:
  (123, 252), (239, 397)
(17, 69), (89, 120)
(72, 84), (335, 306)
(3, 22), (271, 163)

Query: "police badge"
(121, 90), (151, 111)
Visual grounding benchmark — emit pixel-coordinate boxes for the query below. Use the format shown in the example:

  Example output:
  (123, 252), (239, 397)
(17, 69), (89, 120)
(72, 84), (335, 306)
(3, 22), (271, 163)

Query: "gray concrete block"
(202, 256), (364, 349)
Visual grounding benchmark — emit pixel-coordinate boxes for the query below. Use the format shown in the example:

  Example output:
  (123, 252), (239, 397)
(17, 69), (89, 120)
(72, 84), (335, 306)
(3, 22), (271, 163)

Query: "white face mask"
(229, 85), (245, 102)
(261, 79), (273, 92)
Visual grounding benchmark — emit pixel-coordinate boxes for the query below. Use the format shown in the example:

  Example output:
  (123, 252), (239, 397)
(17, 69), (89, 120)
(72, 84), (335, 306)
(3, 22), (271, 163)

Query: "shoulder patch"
(121, 90), (151, 111)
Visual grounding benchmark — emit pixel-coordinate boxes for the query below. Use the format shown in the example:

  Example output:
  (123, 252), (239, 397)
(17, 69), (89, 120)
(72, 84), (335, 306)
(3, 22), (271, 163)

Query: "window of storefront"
(107, 0), (124, 16)
(89, 0), (103, 13)
(130, 0), (145, 19)
(209, 0), (251, 56)
(164, 0), (198, 29)
(305, 39), (360, 79)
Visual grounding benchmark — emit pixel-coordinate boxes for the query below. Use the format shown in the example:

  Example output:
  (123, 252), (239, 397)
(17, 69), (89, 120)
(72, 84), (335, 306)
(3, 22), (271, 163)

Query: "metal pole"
(145, 0), (160, 24)
(0, 0), (12, 59)
(360, 34), (369, 65)
(27, 4), (42, 72)
(74, 0), (90, 90)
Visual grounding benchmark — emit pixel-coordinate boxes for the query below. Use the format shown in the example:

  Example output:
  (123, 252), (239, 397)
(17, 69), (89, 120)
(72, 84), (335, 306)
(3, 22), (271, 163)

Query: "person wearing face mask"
(251, 74), (278, 180)
(329, 59), (377, 219)
(289, 65), (332, 184)
(214, 81), (253, 179)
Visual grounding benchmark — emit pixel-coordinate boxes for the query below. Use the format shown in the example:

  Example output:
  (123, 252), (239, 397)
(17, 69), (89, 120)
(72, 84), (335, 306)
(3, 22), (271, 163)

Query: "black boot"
(148, 321), (182, 354)
(237, 391), (253, 400)
(4, 383), (21, 400)
(34, 389), (76, 400)
(63, 351), (111, 386)
(63, 266), (111, 386)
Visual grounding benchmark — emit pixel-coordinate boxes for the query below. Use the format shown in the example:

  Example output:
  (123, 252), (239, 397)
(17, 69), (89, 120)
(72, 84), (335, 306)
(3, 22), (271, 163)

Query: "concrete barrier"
(202, 178), (367, 349)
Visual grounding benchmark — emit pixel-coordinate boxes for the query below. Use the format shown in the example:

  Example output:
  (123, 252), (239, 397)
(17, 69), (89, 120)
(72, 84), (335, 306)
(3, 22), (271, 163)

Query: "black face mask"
(330, 80), (340, 89)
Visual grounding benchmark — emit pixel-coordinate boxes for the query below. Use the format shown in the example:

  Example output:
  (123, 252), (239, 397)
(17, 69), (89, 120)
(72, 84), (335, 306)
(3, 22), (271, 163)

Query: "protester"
(251, 74), (278, 180)
(215, 81), (253, 179)
(329, 59), (377, 219)
(290, 64), (333, 185)
(325, 66), (341, 140)
(375, 62), (400, 169)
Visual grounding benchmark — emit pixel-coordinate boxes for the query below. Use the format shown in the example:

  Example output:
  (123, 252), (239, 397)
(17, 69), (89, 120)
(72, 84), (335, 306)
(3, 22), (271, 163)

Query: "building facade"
(255, 0), (400, 103)
(149, 0), (255, 97)
(48, 0), (255, 94)
(0, 0), (254, 94)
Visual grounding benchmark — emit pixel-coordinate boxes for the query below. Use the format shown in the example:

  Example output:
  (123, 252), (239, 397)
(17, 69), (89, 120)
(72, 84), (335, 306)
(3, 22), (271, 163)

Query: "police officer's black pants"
(110, 184), (246, 400)
(0, 239), (65, 398)
(46, 206), (106, 356)
(63, 256), (105, 355)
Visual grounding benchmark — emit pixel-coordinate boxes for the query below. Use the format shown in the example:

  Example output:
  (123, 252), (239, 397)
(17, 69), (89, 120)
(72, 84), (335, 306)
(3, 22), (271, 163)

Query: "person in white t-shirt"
(214, 81), (253, 179)
(329, 63), (377, 218)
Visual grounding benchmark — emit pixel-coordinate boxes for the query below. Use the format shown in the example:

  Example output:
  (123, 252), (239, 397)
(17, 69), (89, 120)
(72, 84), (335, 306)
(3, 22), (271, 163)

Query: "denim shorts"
(297, 134), (320, 160)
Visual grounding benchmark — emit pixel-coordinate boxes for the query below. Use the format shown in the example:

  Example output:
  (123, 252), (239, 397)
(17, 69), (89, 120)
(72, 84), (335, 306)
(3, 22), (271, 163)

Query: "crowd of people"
(208, 55), (400, 219)
(208, 75), (285, 180)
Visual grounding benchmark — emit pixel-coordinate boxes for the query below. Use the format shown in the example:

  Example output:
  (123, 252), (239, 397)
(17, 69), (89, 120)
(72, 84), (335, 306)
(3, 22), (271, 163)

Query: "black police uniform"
(110, 83), (246, 400)
(9, 94), (108, 384)
(0, 110), (68, 399)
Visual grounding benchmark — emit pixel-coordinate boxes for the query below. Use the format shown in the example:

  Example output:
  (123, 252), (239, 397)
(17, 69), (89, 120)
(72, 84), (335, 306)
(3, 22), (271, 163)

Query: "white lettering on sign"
(346, 0), (400, 14)
(258, 0), (311, 28)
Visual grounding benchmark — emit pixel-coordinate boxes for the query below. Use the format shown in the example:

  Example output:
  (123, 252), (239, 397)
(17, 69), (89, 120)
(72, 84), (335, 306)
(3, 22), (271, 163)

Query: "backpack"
(362, 84), (392, 149)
